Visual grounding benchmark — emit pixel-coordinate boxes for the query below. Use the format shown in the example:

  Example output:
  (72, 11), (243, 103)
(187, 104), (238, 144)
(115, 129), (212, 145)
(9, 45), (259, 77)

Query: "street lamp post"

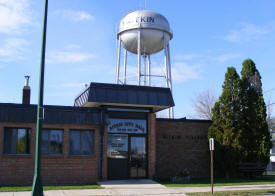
(209, 138), (214, 196)
(32, 0), (48, 195)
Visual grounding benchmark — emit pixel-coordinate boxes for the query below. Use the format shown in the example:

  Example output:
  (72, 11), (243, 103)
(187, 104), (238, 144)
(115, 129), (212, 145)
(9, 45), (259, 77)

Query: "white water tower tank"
(115, 10), (174, 118)
(118, 10), (173, 55)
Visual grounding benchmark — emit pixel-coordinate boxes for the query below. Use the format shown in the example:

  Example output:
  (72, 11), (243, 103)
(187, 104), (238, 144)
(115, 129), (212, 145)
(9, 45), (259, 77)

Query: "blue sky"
(0, 0), (275, 118)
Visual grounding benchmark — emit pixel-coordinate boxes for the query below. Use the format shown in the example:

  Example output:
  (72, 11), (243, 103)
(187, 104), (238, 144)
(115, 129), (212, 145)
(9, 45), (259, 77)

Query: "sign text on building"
(108, 118), (147, 134)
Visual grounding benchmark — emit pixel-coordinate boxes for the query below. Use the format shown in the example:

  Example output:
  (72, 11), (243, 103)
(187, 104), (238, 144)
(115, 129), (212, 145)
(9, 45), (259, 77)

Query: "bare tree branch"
(192, 89), (217, 120)
(266, 96), (274, 129)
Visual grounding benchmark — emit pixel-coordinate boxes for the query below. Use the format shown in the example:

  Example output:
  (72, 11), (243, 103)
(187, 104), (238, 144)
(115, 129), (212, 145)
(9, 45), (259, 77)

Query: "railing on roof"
(74, 87), (90, 107)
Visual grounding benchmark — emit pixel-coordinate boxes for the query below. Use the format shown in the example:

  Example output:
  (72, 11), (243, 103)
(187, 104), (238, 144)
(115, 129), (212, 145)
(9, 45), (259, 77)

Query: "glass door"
(107, 134), (129, 179)
(129, 136), (147, 178)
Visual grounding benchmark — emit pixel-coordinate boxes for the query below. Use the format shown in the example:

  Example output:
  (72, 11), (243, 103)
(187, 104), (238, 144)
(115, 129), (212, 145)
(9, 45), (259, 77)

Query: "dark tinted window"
(4, 128), (31, 154)
(70, 130), (94, 155)
(42, 129), (63, 155)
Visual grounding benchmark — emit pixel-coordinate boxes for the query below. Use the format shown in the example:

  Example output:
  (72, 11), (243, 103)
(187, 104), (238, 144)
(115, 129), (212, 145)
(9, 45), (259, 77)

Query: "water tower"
(115, 10), (174, 118)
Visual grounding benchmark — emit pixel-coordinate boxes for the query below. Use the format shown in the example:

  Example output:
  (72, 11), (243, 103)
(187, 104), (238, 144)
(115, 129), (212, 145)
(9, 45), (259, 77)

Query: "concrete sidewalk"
(0, 180), (274, 196)
(181, 184), (275, 193)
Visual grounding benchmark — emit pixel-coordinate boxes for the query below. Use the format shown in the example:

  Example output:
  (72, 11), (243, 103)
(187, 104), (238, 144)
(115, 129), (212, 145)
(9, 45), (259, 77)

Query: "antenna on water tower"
(115, 10), (174, 118)
(144, 0), (146, 9)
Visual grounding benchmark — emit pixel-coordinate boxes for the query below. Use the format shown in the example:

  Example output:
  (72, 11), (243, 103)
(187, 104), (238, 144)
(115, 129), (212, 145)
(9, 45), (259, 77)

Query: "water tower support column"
(164, 37), (169, 88)
(164, 42), (172, 118)
(116, 36), (122, 84)
(143, 55), (147, 85)
(123, 49), (127, 84)
(137, 29), (141, 85)
(167, 43), (172, 91)
(147, 55), (151, 86)
(167, 43), (174, 118)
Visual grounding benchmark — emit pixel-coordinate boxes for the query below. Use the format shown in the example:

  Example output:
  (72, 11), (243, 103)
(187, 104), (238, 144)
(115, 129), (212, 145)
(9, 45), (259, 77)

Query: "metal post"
(147, 55), (151, 86)
(116, 36), (121, 84)
(211, 150), (214, 195)
(164, 39), (169, 88)
(143, 55), (146, 85)
(137, 29), (141, 86)
(209, 138), (214, 196)
(163, 36), (171, 118)
(32, 0), (48, 195)
(123, 49), (127, 84)
(167, 43), (174, 118)
(167, 43), (172, 91)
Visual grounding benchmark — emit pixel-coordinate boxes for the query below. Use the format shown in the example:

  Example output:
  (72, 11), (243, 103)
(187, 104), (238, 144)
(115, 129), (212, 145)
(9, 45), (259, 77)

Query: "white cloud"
(56, 82), (87, 88)
(0, 0), (32, 34)
(172, 62), (201, 83)
(174, 54), (201, 61)
(117, 62), (201, 85)
(47, 51), (95, 63)
(175, 52), (242, 64)
(148, 62), (200, 84)
(215, 53), (241, 63)
(50, 82), (89, 99)
(54, 9), (94, 22)
(123, 66), (138, 78)
(65, 44), (81, 50)
(223, 24), (270, 43)
(0, 38), (29, 61)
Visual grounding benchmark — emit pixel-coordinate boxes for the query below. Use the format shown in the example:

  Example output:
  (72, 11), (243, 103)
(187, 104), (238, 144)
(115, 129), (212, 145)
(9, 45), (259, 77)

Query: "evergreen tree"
(208, 67), (242, 177)
(240, 59), (272, 164)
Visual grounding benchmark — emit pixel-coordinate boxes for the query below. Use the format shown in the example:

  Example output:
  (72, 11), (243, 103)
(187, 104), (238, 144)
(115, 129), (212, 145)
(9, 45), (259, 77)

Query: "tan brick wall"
(156, 120), (211, 179)
(0, 122), (100, 185)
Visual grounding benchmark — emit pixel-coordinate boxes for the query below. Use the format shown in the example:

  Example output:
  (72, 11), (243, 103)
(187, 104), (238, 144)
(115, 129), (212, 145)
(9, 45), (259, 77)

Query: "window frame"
(42, 128), (64, 156)
(3, 127), (31, 155)
(69, 129), (95, 156)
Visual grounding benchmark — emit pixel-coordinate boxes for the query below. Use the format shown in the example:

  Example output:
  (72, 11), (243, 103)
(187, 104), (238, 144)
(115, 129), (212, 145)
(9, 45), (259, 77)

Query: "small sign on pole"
(209, 138), (214, 151)
(209, 138), (214, 196)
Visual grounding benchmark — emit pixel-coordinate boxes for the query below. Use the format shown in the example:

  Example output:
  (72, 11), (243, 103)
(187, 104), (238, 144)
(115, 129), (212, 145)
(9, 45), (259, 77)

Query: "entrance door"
(129, 136), (147, 178)
(107, 134), (128, 179)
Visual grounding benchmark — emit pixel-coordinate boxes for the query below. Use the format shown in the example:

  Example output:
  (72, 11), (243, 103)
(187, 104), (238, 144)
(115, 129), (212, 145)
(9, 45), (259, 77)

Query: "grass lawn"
(162, 175), (275, 187)
(187, 188), (275, 196)
(0, 184), (102, 192)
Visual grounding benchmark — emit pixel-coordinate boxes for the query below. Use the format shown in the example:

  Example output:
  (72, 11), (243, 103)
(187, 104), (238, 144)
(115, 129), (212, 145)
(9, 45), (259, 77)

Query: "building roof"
(0, 103), (101, 124)
(157, 117), (212, 123)
(74, 82), (175, 112)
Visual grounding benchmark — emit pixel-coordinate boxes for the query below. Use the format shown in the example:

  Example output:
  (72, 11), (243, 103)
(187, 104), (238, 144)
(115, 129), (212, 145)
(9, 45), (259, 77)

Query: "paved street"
(0, 180), (274, 196)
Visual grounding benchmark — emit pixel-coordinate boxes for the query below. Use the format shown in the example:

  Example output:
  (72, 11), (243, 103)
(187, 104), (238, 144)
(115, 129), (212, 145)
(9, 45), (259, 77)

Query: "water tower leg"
(163, 36), (171, 118)
(116, 36), (122, 84)
(167, 43), (172, 91)
(163, 37), (169, 88)
(148, 55), (151, 86)
(167, 43), (174, 118)
(143, 55), (147, 85)
(123, 49), (127, 84)
(137, 29), (141, 86)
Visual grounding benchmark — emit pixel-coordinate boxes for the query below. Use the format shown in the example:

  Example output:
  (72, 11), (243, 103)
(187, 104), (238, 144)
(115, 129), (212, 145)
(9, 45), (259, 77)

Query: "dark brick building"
(0, 82), (211, 185)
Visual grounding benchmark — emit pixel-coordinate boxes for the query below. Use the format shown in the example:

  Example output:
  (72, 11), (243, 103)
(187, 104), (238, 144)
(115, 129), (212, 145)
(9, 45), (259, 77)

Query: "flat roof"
(0, 103), (101, 124)
(156, 117), (212, 123)
(74, 82), (175, 112)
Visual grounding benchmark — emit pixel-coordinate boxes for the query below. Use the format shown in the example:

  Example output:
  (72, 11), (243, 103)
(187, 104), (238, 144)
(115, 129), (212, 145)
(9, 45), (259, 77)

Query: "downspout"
(99, 107), (106, 180)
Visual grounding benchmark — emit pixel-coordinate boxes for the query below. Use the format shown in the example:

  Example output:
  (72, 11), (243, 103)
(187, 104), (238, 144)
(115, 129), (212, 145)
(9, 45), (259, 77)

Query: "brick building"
(0, 82), (211, 185)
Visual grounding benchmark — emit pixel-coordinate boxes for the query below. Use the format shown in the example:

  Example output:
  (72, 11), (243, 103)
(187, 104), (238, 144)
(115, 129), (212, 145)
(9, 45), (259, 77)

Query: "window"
(271, 132), (275, 154)
(70, 130), (94, 155)
(3, 128), (31, 154)
(42, 129), (63, 155)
